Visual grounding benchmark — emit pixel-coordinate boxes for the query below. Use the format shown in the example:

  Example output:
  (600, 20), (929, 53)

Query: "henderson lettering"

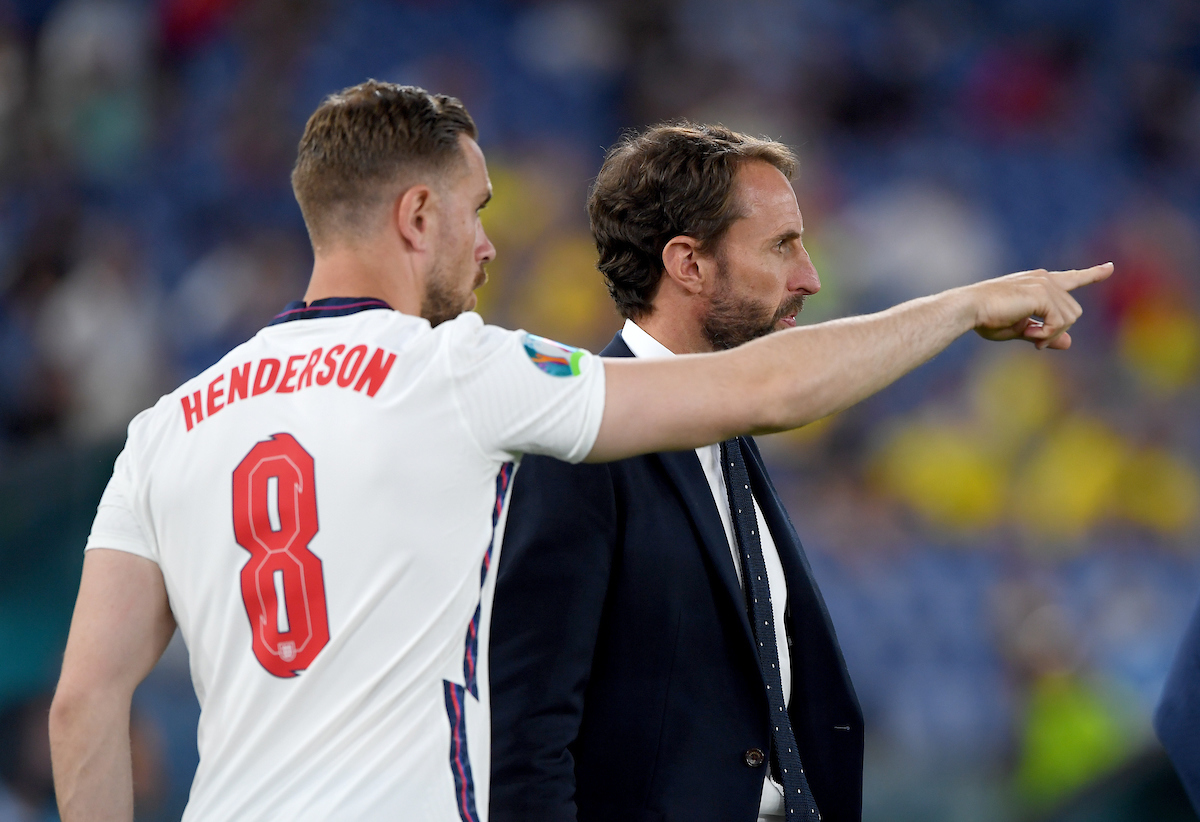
(228, 362), (251, 404)
(297, 348), (323, 389)
(180, 345), (398, 432)
(276, 354), (306, 394)
(337, 345), (368, 387)
(317, 345), (343, 386)
(181, 390), (204, 432)
(207, 374), (226, 416)
(253, 358), (281, 395)
(354, 349), (397, 398)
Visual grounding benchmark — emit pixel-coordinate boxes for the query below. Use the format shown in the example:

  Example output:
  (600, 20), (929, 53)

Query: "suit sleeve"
(1156, 594), (1200, 814)
(490, 453), (617, 822)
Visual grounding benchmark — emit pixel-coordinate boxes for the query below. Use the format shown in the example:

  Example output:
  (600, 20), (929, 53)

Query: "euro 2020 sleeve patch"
(522, 333), (586, 376)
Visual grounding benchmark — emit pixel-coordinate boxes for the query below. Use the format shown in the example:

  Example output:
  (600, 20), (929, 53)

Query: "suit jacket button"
(744, 748), (766, 767)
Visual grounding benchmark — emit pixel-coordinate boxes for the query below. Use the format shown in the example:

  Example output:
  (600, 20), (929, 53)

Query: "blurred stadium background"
(2, 0), (1200, 819)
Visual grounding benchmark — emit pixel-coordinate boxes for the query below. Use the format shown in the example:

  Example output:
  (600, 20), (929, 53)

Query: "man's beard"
(421, 256), (487, 327)
(701, 266), (807, 350)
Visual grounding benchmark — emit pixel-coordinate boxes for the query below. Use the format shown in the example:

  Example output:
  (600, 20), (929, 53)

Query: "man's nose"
(478, 224), (497, 264)
(791, 249), (820, 295)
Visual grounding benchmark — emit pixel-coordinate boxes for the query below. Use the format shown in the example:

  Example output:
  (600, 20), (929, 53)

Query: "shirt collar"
(621, 318), (677, 359)
(269, 297), (393, 326)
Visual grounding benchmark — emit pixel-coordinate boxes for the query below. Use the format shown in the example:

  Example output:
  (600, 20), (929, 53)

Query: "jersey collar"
(269, 297), (393, 326)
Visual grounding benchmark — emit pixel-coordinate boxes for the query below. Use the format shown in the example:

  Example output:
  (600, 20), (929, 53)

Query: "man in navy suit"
(489, 124), (864, 822)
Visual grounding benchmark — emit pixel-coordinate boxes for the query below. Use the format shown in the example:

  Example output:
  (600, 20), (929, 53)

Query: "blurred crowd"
(3, 0), (1200, 819)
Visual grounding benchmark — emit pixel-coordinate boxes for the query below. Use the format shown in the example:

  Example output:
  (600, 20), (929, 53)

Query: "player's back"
(87, 300), (606, 820)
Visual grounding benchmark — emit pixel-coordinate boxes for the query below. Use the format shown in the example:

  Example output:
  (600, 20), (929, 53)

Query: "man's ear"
(661, 235), (708, 295)
(394, 184), (436, 253)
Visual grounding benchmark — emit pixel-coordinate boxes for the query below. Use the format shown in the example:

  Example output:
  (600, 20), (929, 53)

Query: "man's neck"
(633, 308), (714, 355)
(304, 242), (423, 316)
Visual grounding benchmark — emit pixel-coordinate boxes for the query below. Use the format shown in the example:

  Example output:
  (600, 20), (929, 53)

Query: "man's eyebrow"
(773, 229), (802, 244)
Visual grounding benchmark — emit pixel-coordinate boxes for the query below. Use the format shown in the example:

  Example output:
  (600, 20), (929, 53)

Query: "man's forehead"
(734, 161), (802, 229)
(458, 135), (491, 194)
(459, 135), (485, 172)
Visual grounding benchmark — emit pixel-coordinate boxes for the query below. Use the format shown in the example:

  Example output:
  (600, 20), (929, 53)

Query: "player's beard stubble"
(421, 254), (488, 327)
(701, 262), (807, 351)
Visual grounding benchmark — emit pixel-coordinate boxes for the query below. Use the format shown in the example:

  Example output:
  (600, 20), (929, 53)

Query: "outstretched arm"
(49, 549), (176, 822)
(588, 264), (1112, 462)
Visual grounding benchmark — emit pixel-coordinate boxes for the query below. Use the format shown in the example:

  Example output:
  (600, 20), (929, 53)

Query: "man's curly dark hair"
(587, 123), (796, 320)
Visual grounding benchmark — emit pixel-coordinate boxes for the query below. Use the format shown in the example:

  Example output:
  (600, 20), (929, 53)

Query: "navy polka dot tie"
(721, 438), (820, 820)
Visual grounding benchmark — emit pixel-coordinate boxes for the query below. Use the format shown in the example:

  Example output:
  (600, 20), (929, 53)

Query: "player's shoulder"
(119, 337), (257, 450)
(434, 312), (595, 376)
(427, 311), (523, 365)
(432, 310), (506, 344)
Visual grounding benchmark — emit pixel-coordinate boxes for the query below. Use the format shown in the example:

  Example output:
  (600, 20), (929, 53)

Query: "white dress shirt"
(620, 319), (789, 819)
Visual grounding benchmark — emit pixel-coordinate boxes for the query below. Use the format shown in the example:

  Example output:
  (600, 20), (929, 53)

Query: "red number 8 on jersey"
(232, 433), (330, 678)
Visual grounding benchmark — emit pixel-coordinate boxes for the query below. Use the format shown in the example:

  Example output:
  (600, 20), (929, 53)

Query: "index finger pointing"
(1050, 262), (1115, 291)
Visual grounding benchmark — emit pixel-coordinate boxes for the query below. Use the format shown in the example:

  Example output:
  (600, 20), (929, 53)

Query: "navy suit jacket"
(489, 332), (864, 822)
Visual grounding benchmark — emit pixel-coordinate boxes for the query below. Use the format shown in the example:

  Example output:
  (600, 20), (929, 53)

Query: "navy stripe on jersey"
(444, 461), (514, 822)
(268, 297), (392, 325)
(464, 461), (513, 697)
(443, 681), (478, 822)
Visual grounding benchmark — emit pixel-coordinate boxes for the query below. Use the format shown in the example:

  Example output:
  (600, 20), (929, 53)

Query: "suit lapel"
(654, 450), (755, 647)
(602, 331), (756, 650)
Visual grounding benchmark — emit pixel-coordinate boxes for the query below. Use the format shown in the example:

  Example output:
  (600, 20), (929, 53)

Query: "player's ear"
(395, 184), (435, 253)
(661, 235), (706, 295)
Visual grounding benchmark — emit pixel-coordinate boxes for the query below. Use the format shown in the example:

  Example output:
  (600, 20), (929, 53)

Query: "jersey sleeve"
(85, 439), (157, 562)
(447, 318), (606, 463)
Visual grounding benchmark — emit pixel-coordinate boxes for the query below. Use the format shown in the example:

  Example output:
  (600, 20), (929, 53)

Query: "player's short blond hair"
(291, 81), (477, 247)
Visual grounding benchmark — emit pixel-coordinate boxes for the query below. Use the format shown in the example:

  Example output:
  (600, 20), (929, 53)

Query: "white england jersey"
(85, 299), (606, 821)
